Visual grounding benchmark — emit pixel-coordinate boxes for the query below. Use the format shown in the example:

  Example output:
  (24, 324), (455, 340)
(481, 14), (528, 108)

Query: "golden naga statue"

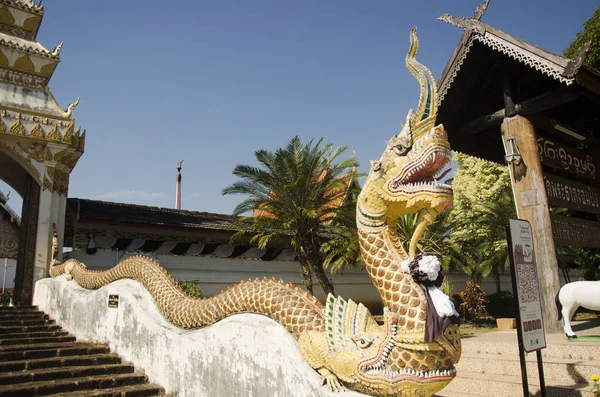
(50, 27), (460, 397)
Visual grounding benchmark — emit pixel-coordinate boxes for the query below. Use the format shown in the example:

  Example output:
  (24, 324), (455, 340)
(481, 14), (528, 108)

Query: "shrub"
(178, 280), (205, 298)
(0, 290), (13, 306)
(452, 294), (464, 317)
(486, 290), (517, 318)
(459, 281), (488, 322)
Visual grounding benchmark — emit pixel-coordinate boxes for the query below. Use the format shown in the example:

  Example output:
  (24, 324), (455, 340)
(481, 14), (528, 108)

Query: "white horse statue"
(555, 280), (600, 338)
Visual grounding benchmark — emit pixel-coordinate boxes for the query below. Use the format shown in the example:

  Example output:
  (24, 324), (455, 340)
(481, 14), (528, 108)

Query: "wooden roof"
(63, 198), (298, 259)
(436, 17), (600, 164)
(69, 198), (243, 232)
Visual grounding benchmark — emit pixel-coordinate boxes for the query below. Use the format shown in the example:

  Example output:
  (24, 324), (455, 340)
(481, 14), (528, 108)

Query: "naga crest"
(363, 27), (453, 241)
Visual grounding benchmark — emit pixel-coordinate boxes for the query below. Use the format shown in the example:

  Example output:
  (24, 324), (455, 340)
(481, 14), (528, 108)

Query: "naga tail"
(50, 256), (325, 338)
(555, 291), (563, 320)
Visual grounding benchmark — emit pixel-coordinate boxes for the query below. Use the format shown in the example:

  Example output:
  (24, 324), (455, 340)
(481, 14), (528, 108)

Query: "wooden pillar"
(501, 115), (562, 334)
(14, 174), (40, 305)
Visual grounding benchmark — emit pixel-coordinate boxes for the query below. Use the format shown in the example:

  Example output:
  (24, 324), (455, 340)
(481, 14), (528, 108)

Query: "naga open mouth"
(388, 146), (453, 198)
(358, 316), (457, 385)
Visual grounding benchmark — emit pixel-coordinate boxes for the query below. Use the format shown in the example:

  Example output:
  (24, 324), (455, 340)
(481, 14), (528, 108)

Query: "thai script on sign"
(544, 173), (600, 214)
(551, 215), (600, 249)
(537, 137), (596, 179)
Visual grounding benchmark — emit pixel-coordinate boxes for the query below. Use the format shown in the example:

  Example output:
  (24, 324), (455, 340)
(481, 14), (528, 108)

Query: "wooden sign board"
(544, 173), (600, 214)
(507, 219), (546, 353)
(537, 137), (596, 180)
(551, 215), (600, 248)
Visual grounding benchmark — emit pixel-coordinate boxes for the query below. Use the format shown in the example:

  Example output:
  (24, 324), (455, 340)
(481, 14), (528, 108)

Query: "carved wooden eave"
(435, 12), (600, 165)
(0, 0), (44, 41)
(436, 18), (585, 105)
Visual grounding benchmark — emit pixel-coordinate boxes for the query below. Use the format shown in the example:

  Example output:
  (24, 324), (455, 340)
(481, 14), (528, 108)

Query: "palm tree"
(320, 177), (363, 275)
(467, 194), (515, 292)
(396, 210), (456, 270)
(456, 241), (494, 283)
(222, 136), (357, 295)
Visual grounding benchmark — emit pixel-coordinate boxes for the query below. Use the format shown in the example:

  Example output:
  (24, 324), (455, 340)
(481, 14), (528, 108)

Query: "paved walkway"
(463, 317), (600, 345)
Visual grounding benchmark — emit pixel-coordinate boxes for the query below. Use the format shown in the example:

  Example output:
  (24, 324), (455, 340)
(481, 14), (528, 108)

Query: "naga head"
(363, 27), (453, 230)
(323, 295), (459, 396)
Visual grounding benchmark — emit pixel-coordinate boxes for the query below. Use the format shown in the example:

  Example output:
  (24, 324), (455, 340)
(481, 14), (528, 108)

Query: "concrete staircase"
(436, 332), (599, 397)
(0, 306), (166, 396)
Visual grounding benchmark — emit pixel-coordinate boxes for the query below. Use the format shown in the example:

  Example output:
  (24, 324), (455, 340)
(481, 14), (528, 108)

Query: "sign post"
(506, 219), (547, 397)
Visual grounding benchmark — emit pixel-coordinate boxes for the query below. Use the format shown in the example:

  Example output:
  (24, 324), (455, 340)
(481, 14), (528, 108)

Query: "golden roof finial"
(64, 97), (80, 117)
(52, 42), (63, 57)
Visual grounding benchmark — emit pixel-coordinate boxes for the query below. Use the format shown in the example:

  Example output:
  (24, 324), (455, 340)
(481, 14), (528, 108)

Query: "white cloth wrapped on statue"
(402, 254), (460, 342)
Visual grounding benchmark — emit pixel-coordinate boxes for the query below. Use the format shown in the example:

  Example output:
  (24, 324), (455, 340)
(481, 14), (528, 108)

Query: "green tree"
(562, 7), (600, 282)
(573, 247), (600, 281)
(564, 7), (600, 71)
(320, 177), (363, 275)
(449, 153), (516, 292)
(222, 136), (357, 295)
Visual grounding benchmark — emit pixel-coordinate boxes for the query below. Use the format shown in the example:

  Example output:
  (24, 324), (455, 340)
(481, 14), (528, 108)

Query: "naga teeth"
(364, 367), (456, 379)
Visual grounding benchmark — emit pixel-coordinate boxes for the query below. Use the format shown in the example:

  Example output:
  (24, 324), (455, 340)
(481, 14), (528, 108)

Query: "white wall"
(34, 277), (368, 397)
(1, 258), (16, 290)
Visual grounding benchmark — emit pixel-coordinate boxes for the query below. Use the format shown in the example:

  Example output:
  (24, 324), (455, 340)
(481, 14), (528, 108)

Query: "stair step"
(0, 363), (135, 385)
(0, 324), (62, 334)
(0, 306), (39, 312)
(0, 312), (49, 320)
(0, 372), (149, 396)
(0, 335), (76, 346)
(0, 340), (97, 353)
(0, 330), (70, 340)
(0, 342), (110, 361)
(44, 383), (166, 396)
(0, 318), (55, 327)
(445, 370), (595, 397)
(0, 307), (162, 397)
(0, 353), (123, 372)
(458, 352), (600, 383)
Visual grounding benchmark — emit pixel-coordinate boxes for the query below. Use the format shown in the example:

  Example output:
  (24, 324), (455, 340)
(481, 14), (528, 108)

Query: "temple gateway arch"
(0, 0), (85, 304)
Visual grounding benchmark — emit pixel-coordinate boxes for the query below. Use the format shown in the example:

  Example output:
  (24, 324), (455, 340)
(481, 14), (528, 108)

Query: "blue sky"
(1, 0), (597, 215)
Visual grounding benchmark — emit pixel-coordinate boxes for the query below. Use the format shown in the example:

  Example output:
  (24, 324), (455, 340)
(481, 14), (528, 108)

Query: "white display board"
(508, 219), (546, 352)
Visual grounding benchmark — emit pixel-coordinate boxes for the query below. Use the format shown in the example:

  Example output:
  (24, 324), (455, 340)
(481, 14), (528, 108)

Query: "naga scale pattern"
(50, 257), (324, 337)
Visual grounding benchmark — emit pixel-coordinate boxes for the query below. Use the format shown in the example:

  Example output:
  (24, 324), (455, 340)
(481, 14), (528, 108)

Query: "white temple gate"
(0, 0), (85, 304)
